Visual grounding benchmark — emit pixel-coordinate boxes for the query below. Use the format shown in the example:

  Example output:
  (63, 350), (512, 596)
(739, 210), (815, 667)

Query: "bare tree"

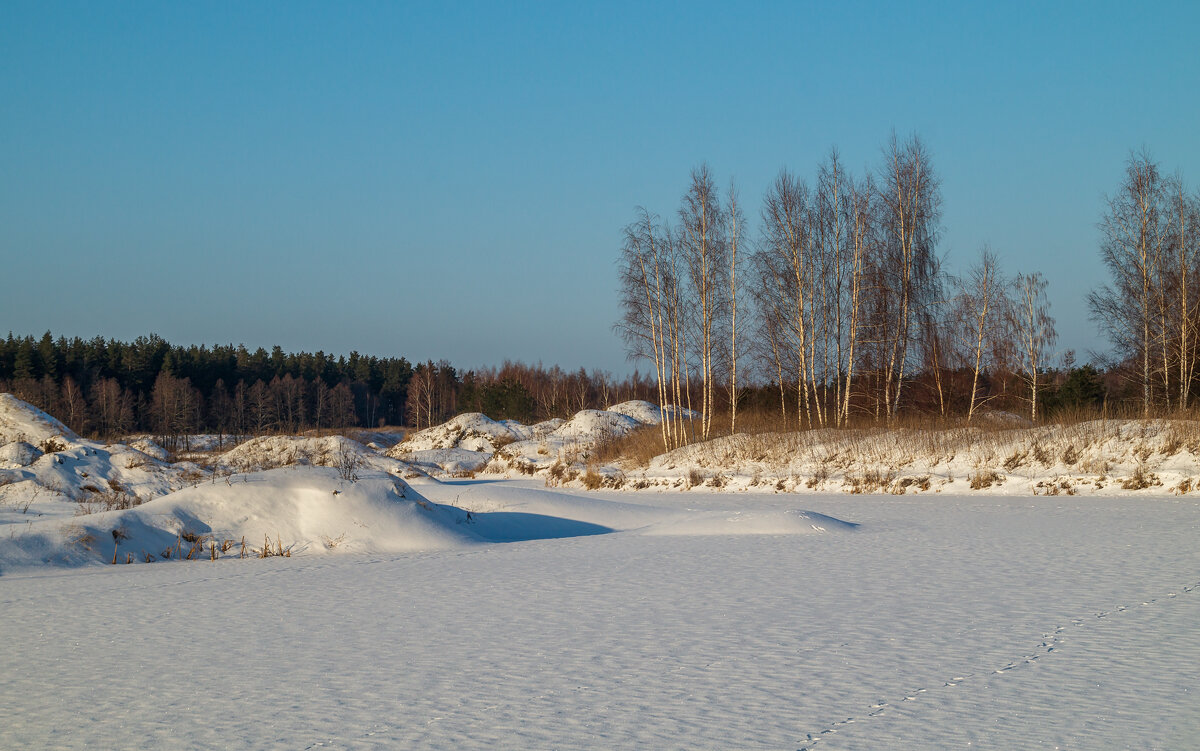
(876, 133), (942, 420)
(726, 180), (743, 433)
(838, 171), (873, 424)
(758, 168), (816, 427)
(678, 164), (729, 440)
(618, 208), (676, 449)
(1089, 151), (1166, 415)
(951, 247), (1004, 422)
(1164, 174), (1200, 409)
(1009, 272), (1057, 421)
(406, 364), (435, 429)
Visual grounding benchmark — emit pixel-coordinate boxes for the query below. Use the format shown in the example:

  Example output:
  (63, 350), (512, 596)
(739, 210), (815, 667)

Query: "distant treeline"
(1, 330), (1119, 452)
(0, 332), (667, 443)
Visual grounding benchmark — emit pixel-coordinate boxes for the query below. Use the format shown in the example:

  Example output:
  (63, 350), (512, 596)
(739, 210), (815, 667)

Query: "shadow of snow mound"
(468, 511), (612, 542)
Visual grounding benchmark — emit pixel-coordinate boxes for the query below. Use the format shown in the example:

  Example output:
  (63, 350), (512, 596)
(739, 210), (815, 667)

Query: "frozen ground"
(2, 481), (1198, 749)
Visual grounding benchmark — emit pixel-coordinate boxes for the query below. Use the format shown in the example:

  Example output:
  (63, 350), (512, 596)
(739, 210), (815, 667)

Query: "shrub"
(335, 447), (362, 482)
(1061, 444), (1079, 466)
(39, 436), (67, 454)
(1031, 442), (1052, 466)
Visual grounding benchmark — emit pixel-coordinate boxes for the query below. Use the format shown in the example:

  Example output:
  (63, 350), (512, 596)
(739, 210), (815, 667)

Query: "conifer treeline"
(0, 332), (661, 442)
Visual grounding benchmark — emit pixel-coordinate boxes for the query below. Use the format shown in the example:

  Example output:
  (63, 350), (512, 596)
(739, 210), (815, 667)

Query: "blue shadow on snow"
(467, 511), (612, 543)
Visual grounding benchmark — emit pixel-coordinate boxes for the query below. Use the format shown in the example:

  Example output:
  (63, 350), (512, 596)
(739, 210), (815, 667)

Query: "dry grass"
(593, 404), (1200, 497)
(1120, 464), (1161, 490)
(581, 469), (604, 490)
(845, 469), (897, 494)
(969, 470), (1004, 490)
(591, 422), (694, 468)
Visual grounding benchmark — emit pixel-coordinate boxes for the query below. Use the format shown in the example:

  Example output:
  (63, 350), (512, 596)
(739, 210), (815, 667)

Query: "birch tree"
(1009, 271), (1056, 421)
(951, 248), (1003, 422)
(678, 165), (729, 441)
(876, 133), (942, 420)
(1089, 151), (1166, 415)
(726, 181), (744, 433)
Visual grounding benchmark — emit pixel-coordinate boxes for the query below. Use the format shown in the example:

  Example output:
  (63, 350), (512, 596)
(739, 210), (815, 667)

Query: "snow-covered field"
(2, 482), (1198, 748)
(2, 393), (1200, 748)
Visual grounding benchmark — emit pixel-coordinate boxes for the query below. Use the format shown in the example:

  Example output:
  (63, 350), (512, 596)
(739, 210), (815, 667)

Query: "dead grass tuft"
(582, 469), (604, 490)
(1120, 464), (1160, 490)
(969, 470), (1004, 490)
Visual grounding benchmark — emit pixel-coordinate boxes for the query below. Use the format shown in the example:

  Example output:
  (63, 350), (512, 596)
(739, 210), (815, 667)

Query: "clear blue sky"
(3, 1), (1198, 375)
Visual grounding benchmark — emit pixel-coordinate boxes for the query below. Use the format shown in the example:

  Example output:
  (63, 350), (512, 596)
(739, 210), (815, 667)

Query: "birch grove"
(614, 134), (1186, 444)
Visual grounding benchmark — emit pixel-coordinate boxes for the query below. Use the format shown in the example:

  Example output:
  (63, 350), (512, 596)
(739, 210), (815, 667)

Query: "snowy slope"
(0, 392), (78, 444)
(637, 418), (1200, 497)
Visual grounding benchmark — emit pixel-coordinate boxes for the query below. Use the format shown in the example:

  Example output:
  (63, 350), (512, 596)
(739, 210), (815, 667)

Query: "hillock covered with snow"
(389, 400), (695, 476)
(0, 394), (193, 517)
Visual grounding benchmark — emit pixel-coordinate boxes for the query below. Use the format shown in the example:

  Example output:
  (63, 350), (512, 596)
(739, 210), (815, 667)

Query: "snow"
(607, 398), (693, 425)
(0, 399), (190, 522)
(2, 392), (1200, 747)
(0, 469), (486, 568)
(216, 434), (396, 474)
(1, 485), (1197, 749)
(389, 403), (698, 476)
(0, 391), (77, 444)
(635, 418), (1200, 497)
(394, 412), (523, 453)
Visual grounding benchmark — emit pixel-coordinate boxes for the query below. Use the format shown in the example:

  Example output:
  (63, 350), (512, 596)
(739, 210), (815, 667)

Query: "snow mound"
(553, 409), (641, 440)
(0, 393), (77, 445)
(491, 410), (652, 474)
(394, 413), (522, 454)
(606, 400), (697, 425)
(531, 418), (565, 436)
(0, 396), (187, 519)
(0, 468), (482, 568)
(397, 404), (688, 475)
(217, 435), (404, 474)
(409, 480), (859, 540)
(129, 438), (169, 461)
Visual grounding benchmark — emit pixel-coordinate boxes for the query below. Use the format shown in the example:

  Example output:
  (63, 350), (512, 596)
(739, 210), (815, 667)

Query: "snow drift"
(0, 468), (482, 568)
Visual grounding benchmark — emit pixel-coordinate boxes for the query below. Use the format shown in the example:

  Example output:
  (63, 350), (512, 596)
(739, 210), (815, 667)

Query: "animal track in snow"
(796, 577), (1200, 750)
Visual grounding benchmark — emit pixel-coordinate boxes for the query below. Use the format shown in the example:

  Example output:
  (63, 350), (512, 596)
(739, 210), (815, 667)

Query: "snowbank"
(0, 467), (481, 568)
(391, 402), (697, 476)
(216, 434), (406, 475)
(394, 413), (523, 453)
(640, 418), (1200, 496)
